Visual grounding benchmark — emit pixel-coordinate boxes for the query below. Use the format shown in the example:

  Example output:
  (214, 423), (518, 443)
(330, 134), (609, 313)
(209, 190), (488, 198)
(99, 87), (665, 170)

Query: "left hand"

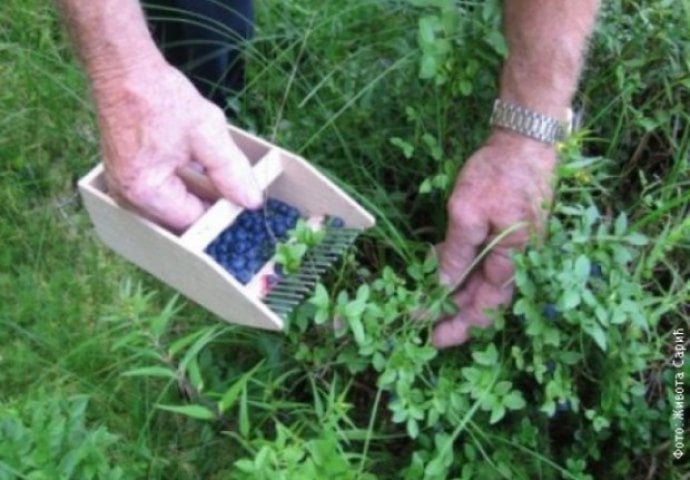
(433, 130), (557, 348)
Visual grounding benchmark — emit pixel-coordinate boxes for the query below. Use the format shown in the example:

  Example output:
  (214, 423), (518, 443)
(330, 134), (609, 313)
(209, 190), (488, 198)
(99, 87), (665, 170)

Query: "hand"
(93, 60), (262, 230)
(433, 130), (557, 348)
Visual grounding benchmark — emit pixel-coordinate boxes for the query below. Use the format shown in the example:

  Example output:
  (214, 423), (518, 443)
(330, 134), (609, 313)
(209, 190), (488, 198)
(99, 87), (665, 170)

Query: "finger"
(482, 247), (515, 288)
(115, 170), (206, 231)
(190, 114), (263, 209)
(439, 200), (489, 286)
(432, 271), (514, 348)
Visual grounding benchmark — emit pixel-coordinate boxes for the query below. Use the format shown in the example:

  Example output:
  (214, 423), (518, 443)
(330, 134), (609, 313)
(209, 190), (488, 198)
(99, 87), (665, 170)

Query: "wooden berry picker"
(78, 125), (375, 330)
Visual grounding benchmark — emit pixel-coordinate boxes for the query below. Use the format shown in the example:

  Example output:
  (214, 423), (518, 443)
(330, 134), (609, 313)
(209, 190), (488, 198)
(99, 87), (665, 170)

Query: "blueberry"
(274, 264), (284, 277)
(247, 259), (262, 274)
(221, 229), (235, 243)
(245, 247), (261, 260)
(286, 213), (299, 227)
(252, 223), (266, 235)
(231, 256), (246, 271)
(386, 339), (395, 351)
(543, 304), (558, 320)
(271, 199), (289, 213)
(328, 216), (345, 228)
(272, 220), (288, 236)
(235, 217), (247, 230)
(233, 241), (250, 254)
(254, 231), (266, 245)
(235, 270), (252, 285)
(266, 274), (281, 288)
(546, 360), (556, 374)
(236, 229), (249, 241)
(589, 263), (603, 278)
(260, 244), (274, 261)
(556, 400), (571, 413)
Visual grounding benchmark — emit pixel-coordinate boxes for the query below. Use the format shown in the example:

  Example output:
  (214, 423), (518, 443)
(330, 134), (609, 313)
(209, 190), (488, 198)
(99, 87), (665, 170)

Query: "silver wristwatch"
(490, 98), (574, 145)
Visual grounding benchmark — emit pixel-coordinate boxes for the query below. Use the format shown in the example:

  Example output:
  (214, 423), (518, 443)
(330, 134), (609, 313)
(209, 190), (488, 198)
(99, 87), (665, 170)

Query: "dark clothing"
(144, 0), (254, 110)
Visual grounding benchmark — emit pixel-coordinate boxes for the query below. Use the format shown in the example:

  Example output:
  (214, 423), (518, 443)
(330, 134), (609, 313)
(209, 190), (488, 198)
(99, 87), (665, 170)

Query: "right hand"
(93, 60), (263, 230)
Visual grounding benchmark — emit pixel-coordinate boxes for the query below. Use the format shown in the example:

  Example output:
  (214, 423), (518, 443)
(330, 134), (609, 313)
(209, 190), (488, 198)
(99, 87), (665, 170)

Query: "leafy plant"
(273, 219), (327, 274)
(0, 395), (139, 480)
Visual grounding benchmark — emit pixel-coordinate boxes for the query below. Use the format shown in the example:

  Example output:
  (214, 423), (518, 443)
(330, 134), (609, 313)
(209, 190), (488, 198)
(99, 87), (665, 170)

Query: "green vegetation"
(1, 0), (688, 478)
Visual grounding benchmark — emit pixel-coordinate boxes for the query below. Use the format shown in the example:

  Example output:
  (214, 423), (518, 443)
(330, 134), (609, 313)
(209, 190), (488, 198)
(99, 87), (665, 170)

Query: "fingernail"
(242, 181), (263, 209)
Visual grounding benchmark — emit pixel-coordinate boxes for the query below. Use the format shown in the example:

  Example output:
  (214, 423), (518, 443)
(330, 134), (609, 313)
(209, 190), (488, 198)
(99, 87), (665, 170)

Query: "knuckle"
(118, 175), (153, 207)
(204, 104), (227, 125)
(446, 197), (472, 223)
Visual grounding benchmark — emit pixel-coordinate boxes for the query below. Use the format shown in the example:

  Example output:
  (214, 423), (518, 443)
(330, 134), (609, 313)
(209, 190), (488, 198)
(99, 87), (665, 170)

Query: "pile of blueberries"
(205, 198), (302, 284)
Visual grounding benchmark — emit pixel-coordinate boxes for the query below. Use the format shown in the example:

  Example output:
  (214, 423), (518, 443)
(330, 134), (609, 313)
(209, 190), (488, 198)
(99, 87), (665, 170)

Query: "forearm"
(55, 0), (165, 89)
(499, 0), (600, 119)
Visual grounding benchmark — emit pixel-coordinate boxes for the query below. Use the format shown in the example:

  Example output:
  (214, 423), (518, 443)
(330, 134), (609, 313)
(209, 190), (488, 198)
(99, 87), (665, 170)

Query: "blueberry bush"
(1, 0), (688, 479)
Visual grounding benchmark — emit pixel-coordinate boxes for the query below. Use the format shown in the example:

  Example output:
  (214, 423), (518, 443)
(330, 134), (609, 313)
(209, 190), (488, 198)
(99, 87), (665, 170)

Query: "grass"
(1, 0), (688, 479)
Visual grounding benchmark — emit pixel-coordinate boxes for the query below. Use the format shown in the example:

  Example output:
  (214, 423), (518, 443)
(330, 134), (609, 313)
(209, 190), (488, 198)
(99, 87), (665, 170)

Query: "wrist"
(88, 47), (166, 92)
(485, 129), (558, 171)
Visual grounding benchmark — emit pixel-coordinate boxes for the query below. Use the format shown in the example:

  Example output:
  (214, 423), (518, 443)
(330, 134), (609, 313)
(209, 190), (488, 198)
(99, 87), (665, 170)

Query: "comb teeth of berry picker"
(263, 226), (361, 318)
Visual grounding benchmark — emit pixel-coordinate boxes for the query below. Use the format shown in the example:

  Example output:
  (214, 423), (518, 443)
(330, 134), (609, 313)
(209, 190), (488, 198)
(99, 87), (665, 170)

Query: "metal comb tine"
(262, 226), (364, 318)
(266, 300), (302, 311)
(265, 291), (304, 300)
(272, 278), (313, 290)
(270, 286), (310, 297)
(266, 285), (307, 296)
(271, 284), (312, 296)
(266, 298), (300, 310)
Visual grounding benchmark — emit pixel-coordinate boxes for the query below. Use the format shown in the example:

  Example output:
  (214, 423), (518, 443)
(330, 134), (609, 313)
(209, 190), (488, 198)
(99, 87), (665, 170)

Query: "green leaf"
(419, 54), (438, 79)
(121, 366), (176, 380)
(310, 284), (330, 325)
(574, 254), (591, 281)
(471, 344), (498, 366)
(168, 327), (211, 357)
(559, 289), (581, 310)
(390, 137), (414, 159)
(348, 315), (366, 345)
(418, 15), (439, 46)
(614, 213), (628, 236)
(625, 232), (648, 246)
(178, 326), (222, 373)
(489, 404), (506, 424)
(406, 417), (419, 439)
(151, 295), (181, 337)
(503, 391), (526, 410)
(187, 357), (204, 392)
(587, 323), (608, 351)
(218, 360), (265, 413)
(156, 404), (216, 421)
(239, 386), (250, 437)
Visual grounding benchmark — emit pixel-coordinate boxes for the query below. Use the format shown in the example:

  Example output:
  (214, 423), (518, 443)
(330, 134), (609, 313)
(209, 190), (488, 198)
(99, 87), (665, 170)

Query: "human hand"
(93, 60), (262, 230)
(433, 130), (557, 348)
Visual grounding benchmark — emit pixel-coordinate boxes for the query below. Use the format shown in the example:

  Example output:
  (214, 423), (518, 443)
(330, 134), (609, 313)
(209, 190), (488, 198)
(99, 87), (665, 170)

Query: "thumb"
(190, 118), (263, 209)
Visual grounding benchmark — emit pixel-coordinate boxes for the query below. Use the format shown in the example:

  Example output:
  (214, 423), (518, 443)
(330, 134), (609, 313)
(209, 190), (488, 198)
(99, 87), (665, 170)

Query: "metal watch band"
(489, 98), (573, 145)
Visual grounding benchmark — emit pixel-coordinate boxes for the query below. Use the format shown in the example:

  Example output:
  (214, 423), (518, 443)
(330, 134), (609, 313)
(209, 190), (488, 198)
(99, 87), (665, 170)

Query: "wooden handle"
(178, 150), (284, 201)
(177, 164), (220, 200)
